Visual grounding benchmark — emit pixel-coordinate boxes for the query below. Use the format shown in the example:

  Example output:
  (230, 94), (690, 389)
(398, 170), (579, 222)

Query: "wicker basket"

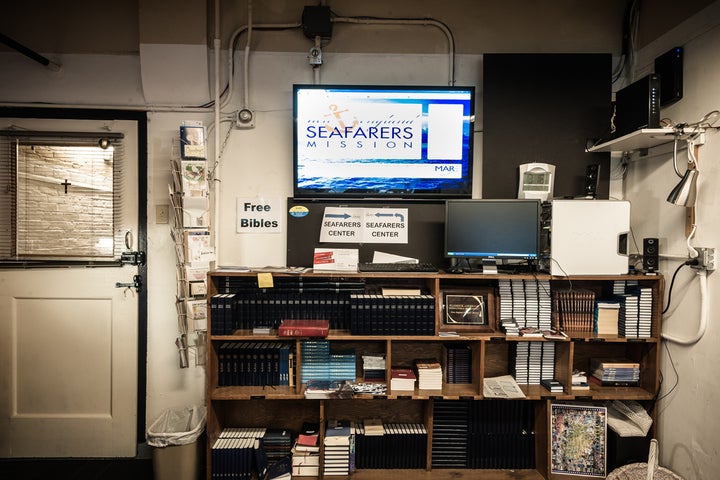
(607, 439), (683, 480)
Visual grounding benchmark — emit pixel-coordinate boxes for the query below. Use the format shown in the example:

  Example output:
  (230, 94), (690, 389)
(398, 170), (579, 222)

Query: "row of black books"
(498, 279), (553, 330)
(445, 344), (472, 384)
(210, 436), (262, 480)
(210, 291), (354, 335)
(432, 399), (535, 469)
(210, 427), (294, 480)
(217, 342), (294, 387)
(354, 421), (427, 469)
(349, 294), (436, 336)
(212, 276), (366, 295)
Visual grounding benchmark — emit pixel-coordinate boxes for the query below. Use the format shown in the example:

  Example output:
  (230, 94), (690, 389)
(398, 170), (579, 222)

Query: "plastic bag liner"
(147, 405), (206, 447)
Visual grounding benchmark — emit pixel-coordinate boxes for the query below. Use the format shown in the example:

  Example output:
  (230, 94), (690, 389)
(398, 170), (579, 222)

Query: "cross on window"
(60, 179), (71, 194)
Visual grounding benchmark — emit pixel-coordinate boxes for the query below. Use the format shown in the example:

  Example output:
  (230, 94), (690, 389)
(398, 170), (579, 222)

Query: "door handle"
(115, 274), (142, 293)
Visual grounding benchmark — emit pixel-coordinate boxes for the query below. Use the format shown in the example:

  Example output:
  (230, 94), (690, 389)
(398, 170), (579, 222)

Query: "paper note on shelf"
(313, 248), (359, 272)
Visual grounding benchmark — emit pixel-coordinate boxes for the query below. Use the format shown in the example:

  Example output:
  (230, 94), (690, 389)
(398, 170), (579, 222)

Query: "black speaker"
(643, 238), (659, 272)
(584, 164), (600, 198)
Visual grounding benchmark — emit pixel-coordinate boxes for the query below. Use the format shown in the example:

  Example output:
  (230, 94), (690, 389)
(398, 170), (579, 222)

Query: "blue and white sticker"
(289, 205), (309, 218)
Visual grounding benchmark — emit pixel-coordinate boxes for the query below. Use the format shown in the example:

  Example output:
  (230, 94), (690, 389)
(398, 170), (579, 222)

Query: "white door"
(0, 117), (141, 457)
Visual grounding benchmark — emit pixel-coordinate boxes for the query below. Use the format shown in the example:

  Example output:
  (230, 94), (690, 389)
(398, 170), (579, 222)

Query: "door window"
(0, 131), (126, 263)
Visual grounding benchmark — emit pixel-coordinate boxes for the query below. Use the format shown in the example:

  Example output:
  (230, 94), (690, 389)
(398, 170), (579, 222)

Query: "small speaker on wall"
(643, 238), (659, 273)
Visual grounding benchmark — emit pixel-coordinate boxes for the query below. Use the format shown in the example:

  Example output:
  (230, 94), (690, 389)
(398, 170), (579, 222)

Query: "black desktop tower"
(614, 74), (661, 138)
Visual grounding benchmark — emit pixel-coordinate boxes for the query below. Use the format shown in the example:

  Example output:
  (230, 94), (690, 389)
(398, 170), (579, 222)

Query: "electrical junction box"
(302, 6), (332, 39)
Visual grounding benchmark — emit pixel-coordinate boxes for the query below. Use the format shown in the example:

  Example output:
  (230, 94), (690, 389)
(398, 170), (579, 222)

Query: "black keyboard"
(357, 262), (439, 273)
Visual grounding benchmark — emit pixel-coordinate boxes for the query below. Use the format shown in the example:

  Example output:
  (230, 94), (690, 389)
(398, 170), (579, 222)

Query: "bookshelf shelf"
(205, 270), (663, 480)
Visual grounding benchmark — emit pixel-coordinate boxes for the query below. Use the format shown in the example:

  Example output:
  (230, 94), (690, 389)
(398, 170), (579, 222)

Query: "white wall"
(625, 3), (720, 478)
(215, 51), (483, 268)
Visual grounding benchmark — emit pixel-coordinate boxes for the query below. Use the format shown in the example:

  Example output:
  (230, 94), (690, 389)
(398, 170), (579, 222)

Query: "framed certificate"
(441, 287), (495, 333)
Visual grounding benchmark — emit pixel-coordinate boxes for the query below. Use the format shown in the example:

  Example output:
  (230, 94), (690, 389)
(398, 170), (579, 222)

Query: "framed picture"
(551, 403), (607, 477)
(440, 287), (495, 333)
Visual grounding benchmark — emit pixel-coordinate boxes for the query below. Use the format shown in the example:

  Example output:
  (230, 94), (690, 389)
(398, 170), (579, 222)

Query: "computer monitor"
(444, 199), (541, 273)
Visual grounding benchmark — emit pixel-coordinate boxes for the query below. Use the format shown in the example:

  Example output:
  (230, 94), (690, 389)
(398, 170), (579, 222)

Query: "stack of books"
(390, 368), (416, 392)
(590, 358), (640, 386)
(291, 451), (319, 477)
(618, 286), (653, 338)
(514, 341), (555, 385)
(593, 299), (620, 335)
(300, 340), (331, 382)
(323, 420), (352, 476)
(594, 300), (620, 335)
(262, 429), (293, 463)
(571, 369), (590, 390)
(498, 279), (552, 330)
(415, 358), (443, 390)
(300, 340), (357, 383)
(501, 318), (520, 336)
(361, 355), (386, 382)
(291, 422), (320, 477)
(329, 349), (357, 381)
(540, 378), (564, 393)
(304, 380), (354, 399)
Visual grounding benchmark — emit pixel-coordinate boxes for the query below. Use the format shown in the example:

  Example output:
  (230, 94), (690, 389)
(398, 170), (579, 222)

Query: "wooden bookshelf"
(205, 271), (663, 479)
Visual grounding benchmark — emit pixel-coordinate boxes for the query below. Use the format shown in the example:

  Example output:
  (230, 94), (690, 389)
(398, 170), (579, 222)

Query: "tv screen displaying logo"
(293, 85), (475, 198)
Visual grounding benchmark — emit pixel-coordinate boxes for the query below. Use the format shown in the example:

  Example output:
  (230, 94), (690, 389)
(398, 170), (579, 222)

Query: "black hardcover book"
(266, 455), (291, 480)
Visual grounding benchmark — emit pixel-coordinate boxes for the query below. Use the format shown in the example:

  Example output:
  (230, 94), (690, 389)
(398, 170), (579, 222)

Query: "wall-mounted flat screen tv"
(293, 84), (475, 198)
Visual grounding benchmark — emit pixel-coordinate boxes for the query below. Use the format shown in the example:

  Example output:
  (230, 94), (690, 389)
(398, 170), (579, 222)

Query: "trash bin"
(147, 405), (206, 480)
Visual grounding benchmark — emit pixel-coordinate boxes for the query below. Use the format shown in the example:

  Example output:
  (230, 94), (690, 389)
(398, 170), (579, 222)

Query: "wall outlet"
(693, 247), (715, 271)
(156, 204), (169, 224)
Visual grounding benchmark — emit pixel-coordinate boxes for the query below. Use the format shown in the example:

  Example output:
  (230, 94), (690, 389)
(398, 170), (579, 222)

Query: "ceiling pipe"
(0, 32), (61, 71)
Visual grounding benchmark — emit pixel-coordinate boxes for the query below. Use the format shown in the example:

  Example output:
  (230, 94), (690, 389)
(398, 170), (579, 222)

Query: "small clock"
(518, 162), (555, 201)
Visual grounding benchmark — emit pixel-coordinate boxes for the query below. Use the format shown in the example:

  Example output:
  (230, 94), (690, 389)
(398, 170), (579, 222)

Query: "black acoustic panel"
(286, 198), (447, 268)
(483, 53), (611, 199)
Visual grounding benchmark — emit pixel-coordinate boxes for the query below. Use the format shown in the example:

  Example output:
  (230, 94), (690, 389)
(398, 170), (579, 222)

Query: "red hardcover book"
(278, 319), (329, 337)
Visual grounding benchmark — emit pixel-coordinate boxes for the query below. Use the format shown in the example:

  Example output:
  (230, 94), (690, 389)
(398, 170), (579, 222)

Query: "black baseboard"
(0, 457), (153, 480)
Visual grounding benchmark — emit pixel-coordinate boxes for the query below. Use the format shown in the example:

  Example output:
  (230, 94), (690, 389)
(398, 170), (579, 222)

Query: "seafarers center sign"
(319, 207), (408, 244)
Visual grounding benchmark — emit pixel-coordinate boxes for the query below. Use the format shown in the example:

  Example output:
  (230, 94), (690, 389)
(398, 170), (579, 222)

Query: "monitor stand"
(481, 259), (498, 274)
